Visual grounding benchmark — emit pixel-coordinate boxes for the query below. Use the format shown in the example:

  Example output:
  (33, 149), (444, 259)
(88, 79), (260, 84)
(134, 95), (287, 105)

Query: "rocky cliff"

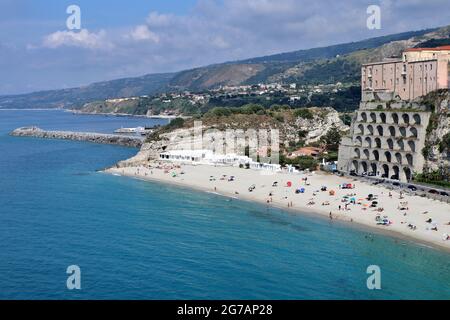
(422, 90), (450, 175)
(115, 107), (348, 168)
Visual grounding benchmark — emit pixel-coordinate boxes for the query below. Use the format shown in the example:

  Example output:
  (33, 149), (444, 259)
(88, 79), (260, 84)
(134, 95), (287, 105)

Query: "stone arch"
(376, 125), (383, 136)
(351, 160), (359, 173)
(392, 113), (399, 124)
(408, 140), (416, 152)
(387, 138), (394, 150)
(399, 127), (407, 137)
(403, 167), (412, 182)
(361, 161), (369, 173)
(375, 137), (382, 148)
(355, 136), (362, 146)
(367, 125), (374, 135)
(388, 126), (396, 137)
(395, 152), (402, 164)
(397, 139), (405, 151)
(354, 148), (361, 159)
(360, 112), (367, 122)
(364, 137), (372, 148)
(372, 150), (380, 161)
(406, 154), (413, 166)
(392, 166), (400, 180)
(370, 163), (378, 175)
(370, 112), (377, 123)
(382, 164), (390, 178)
(385, 151), (392, 163)
(380, 113), (387, 124)
(402, 113), (410, 124)
(357, 124), (364, 135)
(413, 114), (421, 125)
(410, 127), (418, 138)
(363, 149), (370, 160)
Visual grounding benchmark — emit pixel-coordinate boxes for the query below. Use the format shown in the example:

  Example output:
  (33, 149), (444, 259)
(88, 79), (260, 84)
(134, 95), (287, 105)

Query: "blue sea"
(0, 109), (449, 300)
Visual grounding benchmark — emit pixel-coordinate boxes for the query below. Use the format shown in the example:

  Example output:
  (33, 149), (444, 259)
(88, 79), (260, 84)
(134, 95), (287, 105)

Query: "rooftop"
(404, 45), (450, 52)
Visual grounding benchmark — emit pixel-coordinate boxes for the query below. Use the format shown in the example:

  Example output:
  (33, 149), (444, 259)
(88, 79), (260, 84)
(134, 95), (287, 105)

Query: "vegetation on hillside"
(2, 26), (446, 110)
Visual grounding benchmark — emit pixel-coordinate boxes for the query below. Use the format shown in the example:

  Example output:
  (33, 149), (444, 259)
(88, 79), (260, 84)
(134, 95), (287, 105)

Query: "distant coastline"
(69, 109), (189, 120)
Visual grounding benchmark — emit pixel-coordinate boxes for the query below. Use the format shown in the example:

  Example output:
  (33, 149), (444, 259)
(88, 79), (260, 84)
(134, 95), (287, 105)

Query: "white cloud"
(3, 0), (450, 94)
(127, 25), (160, 43)
(42, 29), (112, 50)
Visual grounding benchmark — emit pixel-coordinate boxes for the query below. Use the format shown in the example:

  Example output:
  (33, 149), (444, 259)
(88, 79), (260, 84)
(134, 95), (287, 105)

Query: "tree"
(294, 108), (314, 119)
(439, 132), (450, 153)
(320, 125), (342, 152)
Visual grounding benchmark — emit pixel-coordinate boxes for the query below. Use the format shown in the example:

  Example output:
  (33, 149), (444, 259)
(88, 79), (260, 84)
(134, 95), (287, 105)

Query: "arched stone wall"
(376, 125), (383, 136)
(408, 140), (416, 152)
(392, 113), (399, 124)
(372, 150), (380, 161)
(360, 112), (367, 122)
(406, 154), (413, 166)
(402, 114), (410, 124)
(385, 151), (392, 163)
(388, 126), (396, 137)
(357, 124), (364, 135)
(375, 137), (382, 148)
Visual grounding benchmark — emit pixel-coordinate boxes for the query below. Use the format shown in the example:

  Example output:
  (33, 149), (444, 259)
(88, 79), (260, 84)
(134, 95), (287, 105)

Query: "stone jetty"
(10, 127), (143, 148)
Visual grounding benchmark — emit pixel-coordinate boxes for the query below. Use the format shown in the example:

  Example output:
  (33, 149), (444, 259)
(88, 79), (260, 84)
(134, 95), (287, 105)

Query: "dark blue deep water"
(0, 110), (449, 299)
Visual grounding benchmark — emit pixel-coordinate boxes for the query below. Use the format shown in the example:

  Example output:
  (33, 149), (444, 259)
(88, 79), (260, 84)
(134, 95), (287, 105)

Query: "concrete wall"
(338, 110), (431, 182)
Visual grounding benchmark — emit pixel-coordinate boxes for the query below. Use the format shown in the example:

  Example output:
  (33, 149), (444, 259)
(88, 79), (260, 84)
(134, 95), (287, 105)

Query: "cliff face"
(116, 107), (348, 167)
(292, 107), (347, 144)
(422, 90), (450, 173)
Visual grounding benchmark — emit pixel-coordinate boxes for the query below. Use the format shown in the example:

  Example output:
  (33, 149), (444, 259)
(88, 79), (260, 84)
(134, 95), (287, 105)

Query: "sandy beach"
(106, 163), (450, 251)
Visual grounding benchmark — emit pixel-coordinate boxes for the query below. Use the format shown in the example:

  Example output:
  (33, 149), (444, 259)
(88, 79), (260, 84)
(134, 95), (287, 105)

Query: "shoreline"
(105, 163), (450, 253)
(68, 109), (189, 120)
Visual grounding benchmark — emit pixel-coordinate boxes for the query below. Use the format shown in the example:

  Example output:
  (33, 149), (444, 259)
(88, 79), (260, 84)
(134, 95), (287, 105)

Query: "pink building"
(361, 46), (450, 101)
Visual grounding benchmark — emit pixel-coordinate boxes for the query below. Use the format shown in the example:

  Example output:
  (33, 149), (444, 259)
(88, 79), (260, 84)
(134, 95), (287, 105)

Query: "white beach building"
(159, 149), (281, 172)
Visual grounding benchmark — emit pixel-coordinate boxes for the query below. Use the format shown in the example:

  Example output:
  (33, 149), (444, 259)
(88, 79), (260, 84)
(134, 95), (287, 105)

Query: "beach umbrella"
(287, 181), (292, 187)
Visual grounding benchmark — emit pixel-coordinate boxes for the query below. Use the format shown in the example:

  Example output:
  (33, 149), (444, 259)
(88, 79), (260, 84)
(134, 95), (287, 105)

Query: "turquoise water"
(0, 110), (449, 299)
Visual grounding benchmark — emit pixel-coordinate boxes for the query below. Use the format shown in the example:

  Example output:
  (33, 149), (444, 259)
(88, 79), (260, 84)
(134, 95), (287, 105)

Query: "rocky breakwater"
(10, 127), (143, 148)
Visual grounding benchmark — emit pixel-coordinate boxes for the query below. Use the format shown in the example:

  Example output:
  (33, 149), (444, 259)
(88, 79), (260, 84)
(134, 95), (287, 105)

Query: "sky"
(0, 0), (449, 95)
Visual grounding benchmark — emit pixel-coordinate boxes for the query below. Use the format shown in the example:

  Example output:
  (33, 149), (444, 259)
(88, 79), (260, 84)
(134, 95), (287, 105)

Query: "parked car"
(390, 175), (399, 180)
(350, 171), (358, 177)
(392, 182), (400, 186)
(381, 174), (388, 178)
(428, 189), (439, 194)
(368, 172), (376, 177)
(407, 185), (417, 191)
(440, 191), (449, 197)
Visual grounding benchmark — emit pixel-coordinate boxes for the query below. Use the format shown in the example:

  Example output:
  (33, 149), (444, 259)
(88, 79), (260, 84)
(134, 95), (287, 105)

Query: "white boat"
(114, 126), (145, 134)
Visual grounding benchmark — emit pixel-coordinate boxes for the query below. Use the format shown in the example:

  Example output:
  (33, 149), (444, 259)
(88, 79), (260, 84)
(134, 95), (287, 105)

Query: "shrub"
(294, 108), (314, 119)
(439, 132), (450, 153)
